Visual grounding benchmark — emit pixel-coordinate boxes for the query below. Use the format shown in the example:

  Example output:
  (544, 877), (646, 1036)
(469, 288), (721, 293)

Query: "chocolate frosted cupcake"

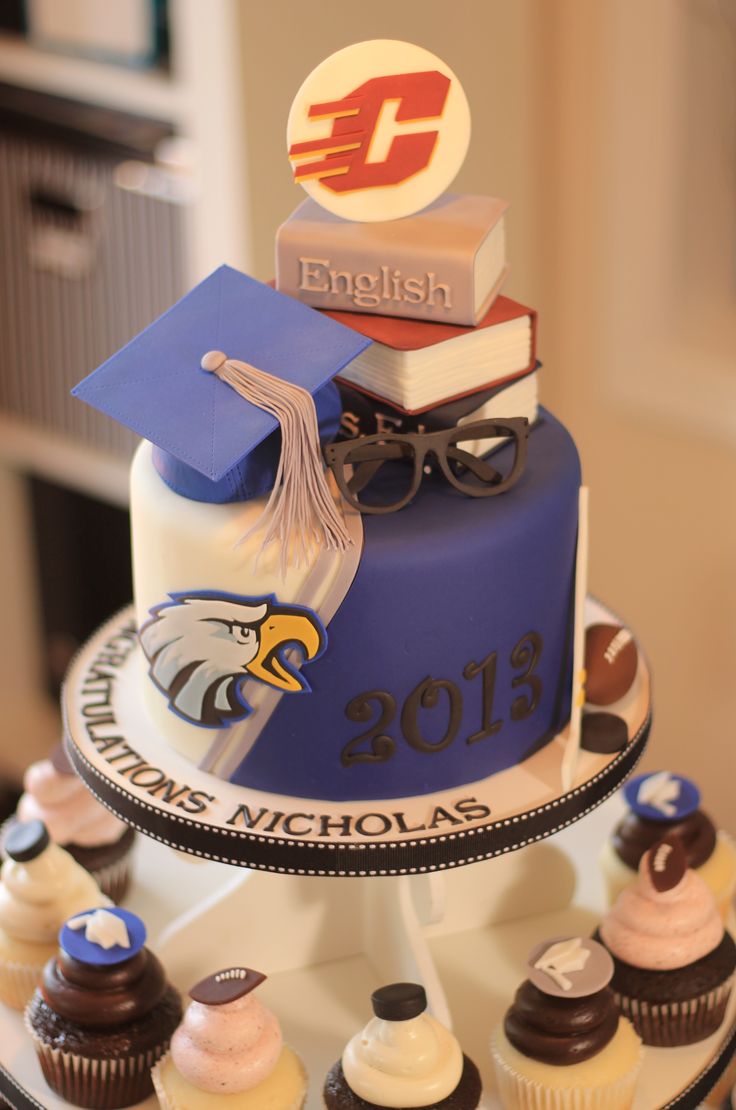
(0, 820), (109, 1010)
(491, 936), (642, 1110)
(324, 982), (481, 1109)
(598, 837), (736, 1046)
(26, 907), (181, 1108)
(6, 743), (134, 903)
(153, 966), (307, 1108)
(600, 771), (736, 921)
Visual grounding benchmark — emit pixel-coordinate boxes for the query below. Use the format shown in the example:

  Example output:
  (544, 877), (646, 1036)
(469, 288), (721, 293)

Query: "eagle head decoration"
(139, 592), (326, 727)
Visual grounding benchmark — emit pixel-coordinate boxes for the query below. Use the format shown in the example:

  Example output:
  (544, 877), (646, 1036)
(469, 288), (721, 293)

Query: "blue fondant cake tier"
(231, 409), (580, 800)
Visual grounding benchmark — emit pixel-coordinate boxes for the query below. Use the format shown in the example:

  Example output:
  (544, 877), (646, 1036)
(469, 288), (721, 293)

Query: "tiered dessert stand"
(1, 600), (734, 1109)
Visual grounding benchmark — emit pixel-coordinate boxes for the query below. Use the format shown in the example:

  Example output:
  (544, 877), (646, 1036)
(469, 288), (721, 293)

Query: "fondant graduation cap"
(73, 265), (371, 506)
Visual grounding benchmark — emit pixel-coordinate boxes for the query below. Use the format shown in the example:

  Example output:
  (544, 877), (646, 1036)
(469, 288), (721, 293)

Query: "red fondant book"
(324, 295), (537, 413)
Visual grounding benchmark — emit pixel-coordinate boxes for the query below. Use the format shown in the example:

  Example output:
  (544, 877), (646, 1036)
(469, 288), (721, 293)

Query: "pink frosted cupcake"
(152, 966), (307, 1108)
(7, 743), (134, 903)
(598, 837), (736, 1046)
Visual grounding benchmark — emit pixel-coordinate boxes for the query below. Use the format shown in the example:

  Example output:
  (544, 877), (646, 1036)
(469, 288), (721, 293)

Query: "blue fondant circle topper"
(624, 771), (700, 822)
(60, 907), (147, 966)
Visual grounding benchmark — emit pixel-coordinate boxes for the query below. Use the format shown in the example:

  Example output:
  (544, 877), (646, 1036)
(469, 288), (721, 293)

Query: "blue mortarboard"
(623, 771), (700, 822)
(73, 265), (371, 504)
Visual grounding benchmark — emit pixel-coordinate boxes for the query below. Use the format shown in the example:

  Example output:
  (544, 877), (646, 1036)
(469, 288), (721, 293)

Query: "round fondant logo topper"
(623, 771), (700, 822)
(287, 40), (471, 222)
(61, 908), (146, 966)
(527, 936), (613, 999)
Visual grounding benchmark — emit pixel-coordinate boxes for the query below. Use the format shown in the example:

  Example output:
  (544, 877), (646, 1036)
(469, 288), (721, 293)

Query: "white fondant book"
(326, 295), (536, 412)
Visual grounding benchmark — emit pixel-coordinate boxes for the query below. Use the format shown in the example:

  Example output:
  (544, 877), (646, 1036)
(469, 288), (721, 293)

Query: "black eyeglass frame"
(324, 417), (530, 515)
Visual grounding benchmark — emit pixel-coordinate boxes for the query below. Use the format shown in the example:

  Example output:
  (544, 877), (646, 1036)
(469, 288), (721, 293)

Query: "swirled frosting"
(0, 843), (109, 944)
(42, 947), (167, 1026)
(612, 809), (716, 871)
(504, 981), (619, 1065)
(342, 1012), (463, 1108)
(170, 992), (282, 1095)
(18, 759), (126, 847)
(600, 851), (723, 970)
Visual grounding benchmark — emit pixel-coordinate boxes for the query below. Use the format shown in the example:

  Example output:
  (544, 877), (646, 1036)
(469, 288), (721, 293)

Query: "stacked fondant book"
(277, 193), (539, 447)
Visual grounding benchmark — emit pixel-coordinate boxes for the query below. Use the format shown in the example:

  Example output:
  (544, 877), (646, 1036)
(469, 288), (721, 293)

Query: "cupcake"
(491, 936), (642, 1110)
(0, 820), (109, 1010)
(324, 982), (482, 1109)
(26, 906), (182, 1108)
(152, 966), (307, 1108)
(600, 771), (736, 921)
(598, 837), (736, 1046)
(6, 742), (135, 902)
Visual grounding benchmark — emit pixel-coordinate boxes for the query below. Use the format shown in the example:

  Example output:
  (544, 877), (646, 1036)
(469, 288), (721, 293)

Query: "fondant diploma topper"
(287, 40), (471, 222)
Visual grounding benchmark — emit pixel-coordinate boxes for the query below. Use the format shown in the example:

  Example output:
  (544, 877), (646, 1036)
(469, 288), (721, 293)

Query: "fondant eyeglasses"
(324, 417), (529, 514)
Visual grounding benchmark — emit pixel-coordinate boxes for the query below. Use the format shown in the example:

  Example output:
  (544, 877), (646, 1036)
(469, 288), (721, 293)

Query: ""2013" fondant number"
(341, 631), (543, 767)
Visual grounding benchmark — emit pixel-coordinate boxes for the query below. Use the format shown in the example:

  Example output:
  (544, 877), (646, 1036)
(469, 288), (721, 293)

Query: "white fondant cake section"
(129, 442), (362, 771)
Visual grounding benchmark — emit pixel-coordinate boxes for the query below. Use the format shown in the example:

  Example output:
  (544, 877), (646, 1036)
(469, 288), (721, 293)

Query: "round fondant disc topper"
(527, 936), (614, 999)
(623, 771), (700, 822)
(287, 40), (471, 222)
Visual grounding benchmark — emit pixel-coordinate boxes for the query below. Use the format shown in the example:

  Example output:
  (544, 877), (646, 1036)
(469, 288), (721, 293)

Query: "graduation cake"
(71, 40), (587, 808)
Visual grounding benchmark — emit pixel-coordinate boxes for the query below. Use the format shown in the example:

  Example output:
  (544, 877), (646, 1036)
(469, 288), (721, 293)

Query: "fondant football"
(584, 624), (638, 706)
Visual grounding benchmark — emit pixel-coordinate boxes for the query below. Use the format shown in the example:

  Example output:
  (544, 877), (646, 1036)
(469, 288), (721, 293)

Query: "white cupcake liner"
(614, 974), (734, 1047)
(490, 1030), (640, 1110)
(152, 1052), (307, 1110)
(25, 1012), (169, 1109)
(0, 958), (44, 1011)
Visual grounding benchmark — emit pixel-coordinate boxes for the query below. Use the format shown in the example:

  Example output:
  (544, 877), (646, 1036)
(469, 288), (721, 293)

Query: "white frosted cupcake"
(7, 743), (134, 903)
(152, 966), (306, 1109)
(0, 820), (109, 1009)
(491, 937), (642, 1110)
(600, 771), (736, 922)
(323, 982), (482, 1109)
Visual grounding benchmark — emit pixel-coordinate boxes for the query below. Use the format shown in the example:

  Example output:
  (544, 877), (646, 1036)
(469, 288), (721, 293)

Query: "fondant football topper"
(583, 623), (638, 707)
(527, 936), (614, 999)
(61, 907), (146, 966)
(623, 771), (700, 822)
(189, 967), (267, 1006)
(287, 40), (471, 222)
(139, 591), (326, 728)
(72, 266), (371, 567)
(646, 837), (687, 893)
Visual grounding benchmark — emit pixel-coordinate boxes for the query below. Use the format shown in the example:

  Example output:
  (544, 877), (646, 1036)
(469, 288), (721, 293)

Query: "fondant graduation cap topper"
(624, 771), (700, 822)
(61, 907), (146, 966)
(72, 267), (371, 565)
(287, 40), (471, 222)
(527, 936), (614, 999)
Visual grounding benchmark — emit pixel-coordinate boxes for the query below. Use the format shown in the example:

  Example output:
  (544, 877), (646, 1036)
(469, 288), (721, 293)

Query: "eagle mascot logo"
(139, 592), (326, 727)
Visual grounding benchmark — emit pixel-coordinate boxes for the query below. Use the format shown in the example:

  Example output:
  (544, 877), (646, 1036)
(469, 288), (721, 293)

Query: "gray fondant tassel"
(201, 351), (352, 573)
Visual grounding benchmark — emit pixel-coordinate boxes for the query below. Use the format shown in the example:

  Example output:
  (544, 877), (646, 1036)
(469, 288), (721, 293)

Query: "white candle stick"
(562, 486), (589, 792)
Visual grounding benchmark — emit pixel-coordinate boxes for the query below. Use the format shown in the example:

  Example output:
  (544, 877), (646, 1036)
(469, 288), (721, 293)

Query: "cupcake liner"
(613, 974), (734, 1047)
(91, 853), (132, 904)
(490, 1031), (640, 1110)
(0, 960), (45, 1011)
(25, 1013), (170, 1109)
